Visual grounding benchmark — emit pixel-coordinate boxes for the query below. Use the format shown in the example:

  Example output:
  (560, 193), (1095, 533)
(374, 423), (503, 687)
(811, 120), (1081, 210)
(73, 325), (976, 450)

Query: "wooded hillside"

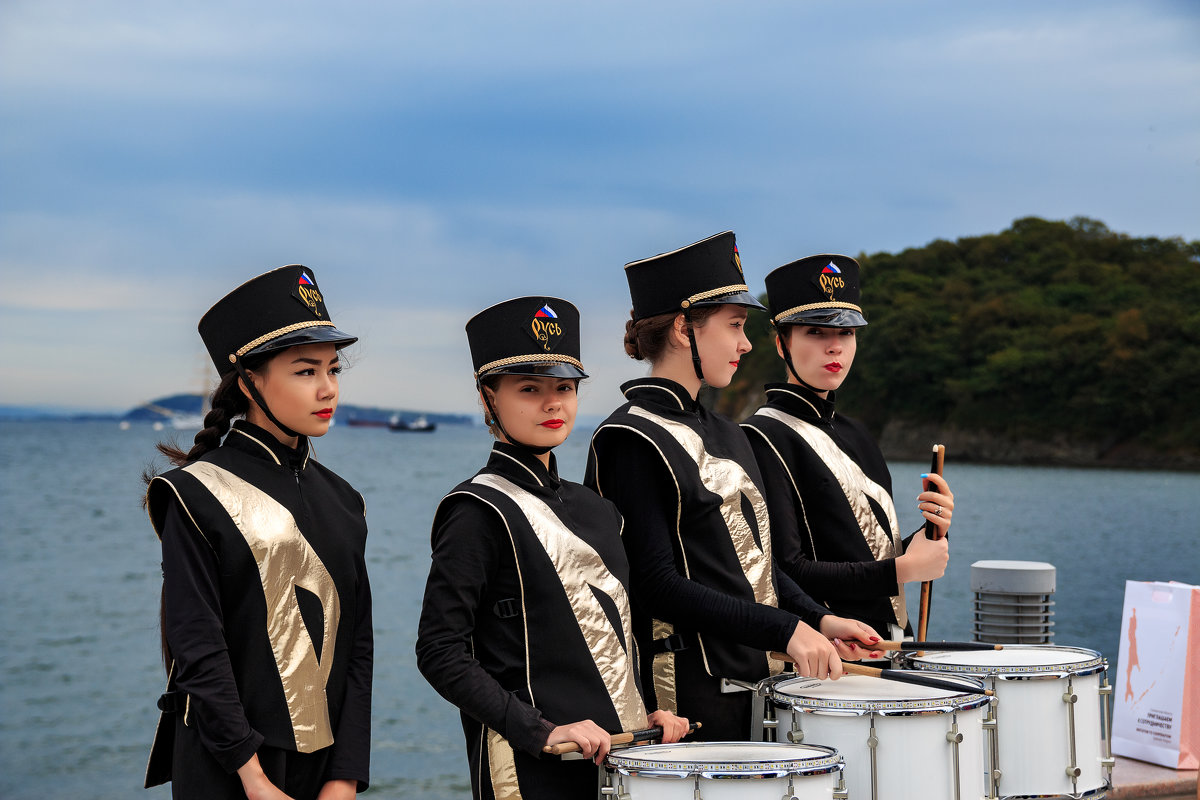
(714, 216), (1200, 468)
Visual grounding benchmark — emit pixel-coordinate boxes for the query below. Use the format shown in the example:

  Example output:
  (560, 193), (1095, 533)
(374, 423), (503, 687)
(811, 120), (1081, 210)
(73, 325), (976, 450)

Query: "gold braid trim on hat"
(475, 353), (585, 378)
(772, 300), (863, 325)
(681, 283), (750, 309)
(235, 320), (336, 358)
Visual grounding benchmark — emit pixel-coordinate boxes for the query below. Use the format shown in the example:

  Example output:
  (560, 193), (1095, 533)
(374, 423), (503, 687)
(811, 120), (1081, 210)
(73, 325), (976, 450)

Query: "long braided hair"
(143, 351), (269, 672)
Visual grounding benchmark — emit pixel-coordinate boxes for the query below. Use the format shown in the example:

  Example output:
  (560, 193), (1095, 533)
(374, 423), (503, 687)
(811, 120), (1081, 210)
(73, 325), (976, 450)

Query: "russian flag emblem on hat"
(822, 261), (842, 274)
(299, 271), (316, 286)
(534, 304), (557, 319)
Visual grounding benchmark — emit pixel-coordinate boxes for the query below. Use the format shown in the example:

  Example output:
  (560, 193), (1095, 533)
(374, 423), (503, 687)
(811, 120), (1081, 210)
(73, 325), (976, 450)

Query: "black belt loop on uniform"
(157, 691), (187, 713)
(651, 633), (688, 654)
(493, 598), (520, 619)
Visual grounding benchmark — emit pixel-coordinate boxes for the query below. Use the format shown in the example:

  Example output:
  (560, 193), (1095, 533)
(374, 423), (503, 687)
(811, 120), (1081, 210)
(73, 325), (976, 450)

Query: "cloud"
(1, 0), (1197, 410)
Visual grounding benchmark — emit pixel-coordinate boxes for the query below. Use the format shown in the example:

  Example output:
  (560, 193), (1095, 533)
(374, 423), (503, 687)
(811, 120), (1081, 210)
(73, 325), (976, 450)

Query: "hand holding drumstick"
(545, 711), (693, 764)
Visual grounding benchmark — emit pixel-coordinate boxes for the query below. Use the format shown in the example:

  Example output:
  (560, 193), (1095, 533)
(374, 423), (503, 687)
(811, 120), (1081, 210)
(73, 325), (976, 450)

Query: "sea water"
(1, 420), (1197, 799)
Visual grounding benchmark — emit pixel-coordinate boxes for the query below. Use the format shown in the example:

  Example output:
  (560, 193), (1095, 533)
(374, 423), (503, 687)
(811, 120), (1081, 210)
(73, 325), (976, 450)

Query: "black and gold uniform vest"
(434, 445), (648, 795)
(146, 421), (368, 755)
(587, 378), (782, 685)
(742, 383), (908, 633)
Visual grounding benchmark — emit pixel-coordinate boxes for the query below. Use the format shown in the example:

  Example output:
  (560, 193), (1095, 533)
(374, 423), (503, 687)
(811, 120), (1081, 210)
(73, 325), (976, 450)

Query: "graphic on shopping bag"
(1121, 601), (1180, 714)
(1125, 607), (1138, 702)
(1112, 580), (1199, 770)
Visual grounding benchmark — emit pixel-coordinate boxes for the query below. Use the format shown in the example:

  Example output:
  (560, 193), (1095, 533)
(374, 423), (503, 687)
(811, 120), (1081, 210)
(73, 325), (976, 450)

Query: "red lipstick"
(315, 408), (334, 420)
(540, 419), (565, 429)
(823, 362), (842, 373)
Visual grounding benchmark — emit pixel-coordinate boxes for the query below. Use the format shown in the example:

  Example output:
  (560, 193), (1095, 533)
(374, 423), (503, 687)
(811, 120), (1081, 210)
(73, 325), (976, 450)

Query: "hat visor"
(480, 362), (588, 380)
(245, 325), (359, 358)
(775, 308), (867, 328)
(689, 290), (767, 312)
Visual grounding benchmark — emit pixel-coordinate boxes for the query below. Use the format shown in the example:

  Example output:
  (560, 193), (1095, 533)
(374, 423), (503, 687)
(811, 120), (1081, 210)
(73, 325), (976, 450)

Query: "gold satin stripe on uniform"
(183, 461), (340, 752)
(472, 474), (647, 732)
(628, 406), (777, 611)
(752, 407), (908, 628)
(486, 729), (521, 800)
(650, 619), (678, 713)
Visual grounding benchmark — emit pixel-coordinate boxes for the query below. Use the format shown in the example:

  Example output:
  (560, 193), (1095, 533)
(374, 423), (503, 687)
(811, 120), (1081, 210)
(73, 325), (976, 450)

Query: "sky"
(2, 0), (1197, 415)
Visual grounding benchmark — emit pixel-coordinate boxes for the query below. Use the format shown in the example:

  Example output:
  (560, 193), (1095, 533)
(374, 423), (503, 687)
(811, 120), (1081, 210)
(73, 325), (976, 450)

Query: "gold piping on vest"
(182, 461), (340, 752)
(650, 618), (678, 713)
(472, 473), (647, 732)
(752, 406), (907, 628)
(627, 406), (782, 676)
(486, 728), (521, 799)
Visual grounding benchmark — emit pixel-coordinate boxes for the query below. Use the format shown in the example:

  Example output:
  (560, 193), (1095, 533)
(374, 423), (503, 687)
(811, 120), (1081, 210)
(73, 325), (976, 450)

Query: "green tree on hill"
(715, 216), (1200, 465)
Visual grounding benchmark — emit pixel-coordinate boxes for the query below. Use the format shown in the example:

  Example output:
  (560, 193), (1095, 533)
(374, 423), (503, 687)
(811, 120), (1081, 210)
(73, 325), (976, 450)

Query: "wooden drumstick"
(916, 444), (946, 655)
(873, 640), (1002, 652)
(543, 721), (702, 755)
(769, 652), (993, 696)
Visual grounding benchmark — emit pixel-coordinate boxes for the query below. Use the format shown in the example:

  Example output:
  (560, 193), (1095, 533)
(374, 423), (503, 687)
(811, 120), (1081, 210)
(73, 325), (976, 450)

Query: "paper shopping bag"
(1112, 580), (1199, 769)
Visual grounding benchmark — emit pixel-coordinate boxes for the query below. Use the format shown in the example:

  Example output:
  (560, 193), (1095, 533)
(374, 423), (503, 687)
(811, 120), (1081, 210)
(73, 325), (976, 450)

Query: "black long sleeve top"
(743, 383), (914, 635)
(153, 421), (372, 787)
(587, 379), (829, 659)
(415, 442), (646, 758)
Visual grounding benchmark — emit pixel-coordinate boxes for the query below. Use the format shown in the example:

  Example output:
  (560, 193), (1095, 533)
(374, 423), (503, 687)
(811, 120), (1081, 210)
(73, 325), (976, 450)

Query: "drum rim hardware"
(770, 676), (992, 717)
(906, 644), (1107, 680)
(602, 740), (844, 778)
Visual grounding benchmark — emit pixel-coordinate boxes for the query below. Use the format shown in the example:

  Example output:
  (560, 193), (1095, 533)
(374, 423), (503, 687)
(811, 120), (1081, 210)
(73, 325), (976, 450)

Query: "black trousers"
(671, 646), (754, 742)
(169, 715), (333, 800)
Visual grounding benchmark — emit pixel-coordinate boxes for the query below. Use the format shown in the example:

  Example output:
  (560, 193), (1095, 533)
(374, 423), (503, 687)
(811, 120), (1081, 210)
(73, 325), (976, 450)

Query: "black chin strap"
(477, 379), (552, 456)
(776, 331), (827, 394)
(234, 360), (301, 440)
(683, 309), (705, 382)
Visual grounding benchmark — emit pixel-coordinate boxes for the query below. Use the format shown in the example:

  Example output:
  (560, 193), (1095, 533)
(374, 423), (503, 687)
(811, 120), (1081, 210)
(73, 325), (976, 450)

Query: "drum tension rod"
(868, 714), (879, 800)
(1099, 672), (1116, 780)
(947, 714), (963, 800)
(1063, 676), (1081, 792)
(982, 688), (1000, 800)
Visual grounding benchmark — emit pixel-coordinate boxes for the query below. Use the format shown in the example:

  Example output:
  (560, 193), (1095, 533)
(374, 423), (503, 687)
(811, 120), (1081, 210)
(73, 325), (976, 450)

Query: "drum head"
(604, 741), (841, 777)
(904, 645), (1106, 677)
(769, 674), (990, 714)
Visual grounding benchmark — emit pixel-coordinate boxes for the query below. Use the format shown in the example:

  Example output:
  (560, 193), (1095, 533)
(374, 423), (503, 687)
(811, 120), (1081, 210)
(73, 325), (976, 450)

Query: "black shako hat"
(624, 231), (766, 320)
(766, 253), (868, 328)
(198, 265), (357, 376)
(466, 296), (588, 381)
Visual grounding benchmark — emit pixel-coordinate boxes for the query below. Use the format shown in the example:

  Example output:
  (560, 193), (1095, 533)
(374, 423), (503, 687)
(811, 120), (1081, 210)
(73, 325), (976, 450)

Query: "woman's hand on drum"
(547, 719), (613, 765)
(647, 709), (691, 744)
(917, 472), (954, 539)
(786, 621), (845, 679)
(819, 616), (885, 661)
(896, 524), (950, 583)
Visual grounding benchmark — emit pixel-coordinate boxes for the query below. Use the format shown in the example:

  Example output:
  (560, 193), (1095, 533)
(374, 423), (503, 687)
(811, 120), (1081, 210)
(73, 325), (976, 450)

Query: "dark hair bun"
(623, 315), (643, 360)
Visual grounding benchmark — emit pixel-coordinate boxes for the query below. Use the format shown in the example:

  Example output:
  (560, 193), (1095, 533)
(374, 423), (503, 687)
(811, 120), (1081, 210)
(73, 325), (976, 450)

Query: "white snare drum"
(768, 673), (992, 800)
(600, 741), (845, 800)
(904, 645), (1114, 799)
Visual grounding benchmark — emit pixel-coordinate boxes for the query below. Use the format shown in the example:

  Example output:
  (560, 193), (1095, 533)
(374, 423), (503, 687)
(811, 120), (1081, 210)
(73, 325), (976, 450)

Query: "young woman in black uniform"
(741, 254), (954, 642)
(144, 266), (372, 800)
(585, 233), (883, 743)
(416, 297), (689, 800)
